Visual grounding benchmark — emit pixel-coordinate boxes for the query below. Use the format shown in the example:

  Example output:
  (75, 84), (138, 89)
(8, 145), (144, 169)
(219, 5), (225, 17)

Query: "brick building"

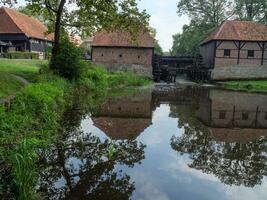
(200, 20), (267, 80)
(91, 31), (154, 76)
(0, 7), (53, 59)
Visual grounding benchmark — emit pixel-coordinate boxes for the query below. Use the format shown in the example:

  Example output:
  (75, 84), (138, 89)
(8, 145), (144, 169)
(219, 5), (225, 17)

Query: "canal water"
(38, 86), (267, 200)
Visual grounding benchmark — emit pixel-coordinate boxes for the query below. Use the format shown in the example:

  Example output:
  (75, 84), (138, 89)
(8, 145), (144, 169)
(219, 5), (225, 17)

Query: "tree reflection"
(171, 122), (267, 187)
(38, 130), (145, 199)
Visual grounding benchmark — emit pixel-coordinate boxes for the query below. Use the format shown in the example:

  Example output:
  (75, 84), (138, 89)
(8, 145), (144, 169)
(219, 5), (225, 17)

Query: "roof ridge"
(214, 21), (227, 39)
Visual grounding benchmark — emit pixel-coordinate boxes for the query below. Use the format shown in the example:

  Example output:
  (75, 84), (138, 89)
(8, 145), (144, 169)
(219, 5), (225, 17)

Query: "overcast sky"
(9, 0), (189, 51)
(138, 0), (189, 51)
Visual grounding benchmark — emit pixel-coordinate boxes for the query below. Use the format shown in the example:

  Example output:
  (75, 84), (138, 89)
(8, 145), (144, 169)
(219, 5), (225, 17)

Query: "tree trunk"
(50, 0), (66, 69)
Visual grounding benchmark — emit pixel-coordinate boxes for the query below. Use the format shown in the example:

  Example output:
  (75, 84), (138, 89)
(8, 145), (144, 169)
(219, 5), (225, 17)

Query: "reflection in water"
(91, 90), (153, 140)
(170, 87), (267, 187)
(38, 86), (267, 199)
(38, 107), (146, 199)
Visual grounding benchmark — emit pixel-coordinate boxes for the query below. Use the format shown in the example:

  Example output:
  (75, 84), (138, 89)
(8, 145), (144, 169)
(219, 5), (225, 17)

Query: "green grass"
(0, 59), (45, 81)
(0, 59), (45, 98)
(0, 73), (25, 98)
(223, 80), (267, 93)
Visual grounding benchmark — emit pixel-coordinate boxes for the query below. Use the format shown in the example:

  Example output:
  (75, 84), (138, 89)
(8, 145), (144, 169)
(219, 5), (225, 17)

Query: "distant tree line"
(171, 0), (267, 56)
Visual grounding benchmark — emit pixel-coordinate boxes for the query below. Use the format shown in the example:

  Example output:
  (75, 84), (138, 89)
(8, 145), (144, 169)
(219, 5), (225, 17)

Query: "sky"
(9, 0), (189, 51)
(138, 0), (189, 51)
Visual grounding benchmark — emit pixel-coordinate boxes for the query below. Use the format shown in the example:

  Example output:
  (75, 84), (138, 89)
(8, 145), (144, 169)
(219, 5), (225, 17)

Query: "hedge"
(0, 52), (39, 59)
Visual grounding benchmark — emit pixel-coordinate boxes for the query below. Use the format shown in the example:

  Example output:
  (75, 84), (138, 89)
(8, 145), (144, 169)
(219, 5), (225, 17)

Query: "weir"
(153, 55), (212, 82)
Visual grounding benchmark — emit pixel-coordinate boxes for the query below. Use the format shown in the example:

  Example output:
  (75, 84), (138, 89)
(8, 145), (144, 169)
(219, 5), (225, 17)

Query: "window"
(224, 49), (231, 57)
(101, 54), (104, 57)
(242, 113), (249, 120)
(138, 55), (141, 59)
(265, 112), (267, 120)
(119, 54), (122, 58)
(247, 50), (254, 58)
(219, 111), (226, 119)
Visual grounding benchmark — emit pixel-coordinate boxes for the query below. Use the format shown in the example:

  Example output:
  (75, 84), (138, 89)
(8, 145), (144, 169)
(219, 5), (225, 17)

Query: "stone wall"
(211, 65), (267, 80)
(92, 46), (153, 76)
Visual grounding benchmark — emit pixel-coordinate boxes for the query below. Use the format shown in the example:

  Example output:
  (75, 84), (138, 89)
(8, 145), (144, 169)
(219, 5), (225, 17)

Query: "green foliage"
(11, 139), (39, 200)
(50, 38), (85, 80)
(171, 22), (215, 56)
(0, 74), (69, 199)
(0, 59), (43, 82)
(107, 72), (152, 88)
(234, 0), (267, 23)
(0, 52), (39, 60)
(154, 40), (163, 55)
(177, 0), (231, 26)
(0, 73), (25, 98)
(224, 80), (267, 93)
(79, 66), (108, 92)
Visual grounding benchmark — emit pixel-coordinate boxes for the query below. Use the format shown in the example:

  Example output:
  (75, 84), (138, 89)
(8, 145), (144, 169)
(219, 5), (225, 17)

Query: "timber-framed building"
(200, 20), (267, 80)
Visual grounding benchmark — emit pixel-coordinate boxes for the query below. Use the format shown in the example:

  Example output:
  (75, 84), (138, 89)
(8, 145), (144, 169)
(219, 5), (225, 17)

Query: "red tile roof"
(0, 7), (53, 41)
(92, 30), (154, 48)
(201, 20), (267, 45)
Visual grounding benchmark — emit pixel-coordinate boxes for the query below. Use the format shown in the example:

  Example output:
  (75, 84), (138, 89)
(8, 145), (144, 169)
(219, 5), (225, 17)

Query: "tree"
(234, 0), (267, 23)
(177, 0), (233, 26)
(149, 27), (163, 55)
(38, 132), (146, 199)
(1, 0), (149, 71)
(170, 21), (214, 56)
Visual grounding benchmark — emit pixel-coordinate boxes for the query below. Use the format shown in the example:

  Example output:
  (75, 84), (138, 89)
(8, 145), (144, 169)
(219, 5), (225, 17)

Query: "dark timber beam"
(234, 41), (246, 65)
(258, 42), (266, 65)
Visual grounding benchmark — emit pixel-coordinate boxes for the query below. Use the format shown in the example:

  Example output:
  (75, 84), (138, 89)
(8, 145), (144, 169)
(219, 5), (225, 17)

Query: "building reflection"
(196, 89), (267, 142)
(91, 90), (153, 140)
(169, 87), (267, 187)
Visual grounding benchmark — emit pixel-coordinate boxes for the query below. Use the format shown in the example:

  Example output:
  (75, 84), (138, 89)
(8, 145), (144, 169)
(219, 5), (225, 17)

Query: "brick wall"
(215, 41), (264, 68)
(211, 41), (267, 80)
(92, 46), (153, 76)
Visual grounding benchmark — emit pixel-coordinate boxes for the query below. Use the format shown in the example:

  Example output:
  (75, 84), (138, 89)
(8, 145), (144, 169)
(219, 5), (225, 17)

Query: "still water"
(39, 86), (267, 200)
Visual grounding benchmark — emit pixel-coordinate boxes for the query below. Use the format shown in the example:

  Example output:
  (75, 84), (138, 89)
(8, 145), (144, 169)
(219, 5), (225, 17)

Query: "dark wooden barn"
(0, 7), (54, 59)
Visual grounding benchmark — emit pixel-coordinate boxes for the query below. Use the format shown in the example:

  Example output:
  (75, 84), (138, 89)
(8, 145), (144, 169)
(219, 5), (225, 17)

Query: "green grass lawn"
(223, 80), (267, 93)
(0, 59), (45, 81)
(0, 59), (46, 98)
(0, 73), (25, 98)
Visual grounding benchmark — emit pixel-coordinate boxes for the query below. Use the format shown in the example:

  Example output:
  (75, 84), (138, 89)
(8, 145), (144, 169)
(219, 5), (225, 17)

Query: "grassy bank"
(223, 80), (267, 93)
(0, 59), (45, 98)
(0, 62), (152, 199)
(0, 73), (25, 98)
(0, 59), (44, 81)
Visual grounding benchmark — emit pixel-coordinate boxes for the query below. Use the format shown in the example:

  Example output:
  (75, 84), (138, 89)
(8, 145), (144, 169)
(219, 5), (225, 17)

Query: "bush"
(50, 38), (85, 80)
(79, 66), (108, 92)
(0, 52), (39, 59)
(108, 72), (152, 88)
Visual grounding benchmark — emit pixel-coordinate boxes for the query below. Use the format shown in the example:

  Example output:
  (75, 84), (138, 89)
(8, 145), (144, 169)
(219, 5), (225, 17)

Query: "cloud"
(138, 0), (189, 51)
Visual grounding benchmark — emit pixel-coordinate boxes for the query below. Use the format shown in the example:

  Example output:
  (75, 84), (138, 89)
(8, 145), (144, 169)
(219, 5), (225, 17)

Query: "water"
(39, 86), (267, 200)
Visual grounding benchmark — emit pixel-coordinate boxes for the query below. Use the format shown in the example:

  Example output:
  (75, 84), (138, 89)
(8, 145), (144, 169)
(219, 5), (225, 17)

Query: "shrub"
(50, 38), (85, 80)
(79, 66), (108, 92)
(108, 72), (152, 88)
(0, 52), (39, 59)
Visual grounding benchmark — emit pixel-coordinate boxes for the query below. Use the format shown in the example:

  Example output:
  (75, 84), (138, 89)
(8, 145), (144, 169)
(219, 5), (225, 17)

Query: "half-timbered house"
(200, 20), (267, 80)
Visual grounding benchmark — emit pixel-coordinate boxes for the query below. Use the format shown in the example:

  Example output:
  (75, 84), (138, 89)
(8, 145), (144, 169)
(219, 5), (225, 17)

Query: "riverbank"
(222, 80), (267, 93)
(0, 61), (152, 199)
(0, 59), (44, 98)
